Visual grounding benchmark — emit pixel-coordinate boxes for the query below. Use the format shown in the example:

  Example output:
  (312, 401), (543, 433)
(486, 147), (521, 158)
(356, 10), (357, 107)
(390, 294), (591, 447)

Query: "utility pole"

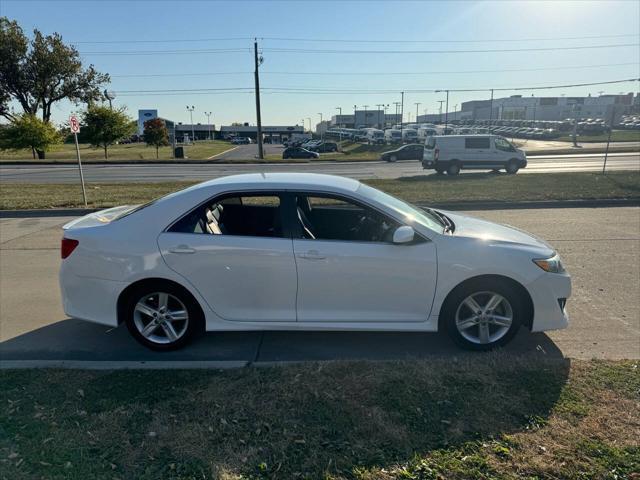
(571, 103), (579, 147)
(336, 107), (342, 141)
(353, 105), (357, 128)
(318, 113), (323, 141)
(489, 89), (494, 122)
(393, 102), (401, 127)
(254, 38), (264, 159)
(444, 90), (449, 134)
(204, 111), (212, 140)
(362, 105), (369, 127)
(186, 105), (195, 143)
(414, 102), (421, 124)
(437, 100), (444, 122)
(603, 106), (616, 174)
(376, 104), (384, 128)
(400, 92), (404, 137)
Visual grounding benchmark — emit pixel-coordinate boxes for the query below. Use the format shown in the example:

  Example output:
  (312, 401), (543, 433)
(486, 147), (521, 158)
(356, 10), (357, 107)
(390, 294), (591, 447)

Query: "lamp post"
(204, 111), (212, 140)
(414, 102), (421, 124)
(318, 113), (323, 141)
(186, 105), (195, 143)
(362, 105), (369, 127)
(336, 107), (342, 141)
(353, 104), (357, 128)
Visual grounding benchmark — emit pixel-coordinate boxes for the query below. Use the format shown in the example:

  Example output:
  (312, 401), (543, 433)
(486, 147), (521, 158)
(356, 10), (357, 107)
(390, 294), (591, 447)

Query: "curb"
(0, 359), (249, 370)
(2, 198), (638, 218)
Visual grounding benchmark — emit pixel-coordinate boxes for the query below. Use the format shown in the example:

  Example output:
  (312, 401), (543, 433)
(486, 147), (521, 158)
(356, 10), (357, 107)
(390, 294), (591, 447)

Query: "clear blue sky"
(1, 0), (639, 128)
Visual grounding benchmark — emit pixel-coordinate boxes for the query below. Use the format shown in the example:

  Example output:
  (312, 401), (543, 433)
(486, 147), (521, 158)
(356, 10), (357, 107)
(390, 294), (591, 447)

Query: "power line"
(262, 33), (640, 43)
(69, 32), (639, 45)
(79, 43), (639, 56)
(265, 43), (640, 54)
(113, 78), (639, 96)
(109, 62), (639, 78)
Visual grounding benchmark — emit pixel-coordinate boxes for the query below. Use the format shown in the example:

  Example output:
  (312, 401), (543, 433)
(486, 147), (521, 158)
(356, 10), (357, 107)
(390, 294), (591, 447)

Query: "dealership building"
(330, 110), (402, 129)
(416, 93), (637, 123)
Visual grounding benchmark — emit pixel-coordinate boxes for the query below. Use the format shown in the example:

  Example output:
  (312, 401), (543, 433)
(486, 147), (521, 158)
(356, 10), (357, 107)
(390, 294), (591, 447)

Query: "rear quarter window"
(464, 137), (491, 149)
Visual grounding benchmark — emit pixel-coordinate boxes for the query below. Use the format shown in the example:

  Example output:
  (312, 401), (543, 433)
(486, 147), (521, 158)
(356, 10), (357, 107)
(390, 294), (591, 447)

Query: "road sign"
(69, 115), (81, 134)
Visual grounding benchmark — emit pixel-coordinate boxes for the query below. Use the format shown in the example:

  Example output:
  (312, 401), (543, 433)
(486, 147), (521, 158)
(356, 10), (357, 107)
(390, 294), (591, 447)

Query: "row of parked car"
(618, 115), (640, 130)
(282, 139), (339, 159)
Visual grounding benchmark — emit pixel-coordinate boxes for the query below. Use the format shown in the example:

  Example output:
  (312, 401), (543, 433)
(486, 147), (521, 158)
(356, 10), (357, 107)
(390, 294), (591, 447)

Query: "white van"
(364, 128), (385, 144)
(422, 135), (527, 175)
(384, 129), (402, 143)
(401, 128), (418, 143)
(417, 127), (437, 141)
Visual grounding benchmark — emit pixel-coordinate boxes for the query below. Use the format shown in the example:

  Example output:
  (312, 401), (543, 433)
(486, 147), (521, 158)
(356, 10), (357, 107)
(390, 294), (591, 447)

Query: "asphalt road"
(1, 206), (638, 366)
(1, 152), (638, 183)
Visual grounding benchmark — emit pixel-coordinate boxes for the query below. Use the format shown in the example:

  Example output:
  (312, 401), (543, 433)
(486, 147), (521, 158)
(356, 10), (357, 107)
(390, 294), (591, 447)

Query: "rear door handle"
(299, 250), (326, 260)
(169, 245), (196, 254)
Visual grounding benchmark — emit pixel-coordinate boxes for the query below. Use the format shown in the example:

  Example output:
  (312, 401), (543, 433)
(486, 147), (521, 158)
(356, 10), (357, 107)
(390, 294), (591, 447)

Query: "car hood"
(442, 210), (553, 252)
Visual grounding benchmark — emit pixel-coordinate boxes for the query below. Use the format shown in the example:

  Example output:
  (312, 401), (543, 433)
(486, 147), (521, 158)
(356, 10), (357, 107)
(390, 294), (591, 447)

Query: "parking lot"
(1, 206), (638, 366)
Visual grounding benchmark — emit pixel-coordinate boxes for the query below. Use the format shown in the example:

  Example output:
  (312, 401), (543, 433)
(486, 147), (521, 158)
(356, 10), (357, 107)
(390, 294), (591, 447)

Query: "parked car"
(59, 173), (571, 351)
(309, 142), (338, 153)
(230, 137), (251, 145)
(381, 144), (424, 162)
(422, 135), (527, 175)
(282, 147), (320, 159)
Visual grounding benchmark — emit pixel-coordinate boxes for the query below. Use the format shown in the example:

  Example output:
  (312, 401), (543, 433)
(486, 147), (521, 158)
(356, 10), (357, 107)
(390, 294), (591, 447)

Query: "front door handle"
(299, 250), (326, 260)
(169, 245), (196, 254)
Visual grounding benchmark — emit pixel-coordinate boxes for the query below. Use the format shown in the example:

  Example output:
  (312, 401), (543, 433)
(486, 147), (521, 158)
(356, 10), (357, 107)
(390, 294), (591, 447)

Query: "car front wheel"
(506, 159), (520, 174)
(125, 284), (201, 351)
(442, 279), (523, 350)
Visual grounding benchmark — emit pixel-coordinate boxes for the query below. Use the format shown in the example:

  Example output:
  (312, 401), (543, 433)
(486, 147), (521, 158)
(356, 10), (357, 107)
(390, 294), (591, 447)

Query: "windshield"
(357, 184), (444, 233)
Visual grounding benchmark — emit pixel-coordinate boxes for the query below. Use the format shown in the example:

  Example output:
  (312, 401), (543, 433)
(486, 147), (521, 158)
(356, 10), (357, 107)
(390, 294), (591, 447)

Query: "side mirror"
(393, 226), (415, 244)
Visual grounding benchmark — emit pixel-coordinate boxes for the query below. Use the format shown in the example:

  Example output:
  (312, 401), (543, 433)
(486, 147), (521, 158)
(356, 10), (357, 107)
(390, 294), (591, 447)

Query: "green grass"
(2, 171), (637, 210)
(555, 129), (640, 143)
(0, 140), (233, 162)
(1, 359), (638, 479)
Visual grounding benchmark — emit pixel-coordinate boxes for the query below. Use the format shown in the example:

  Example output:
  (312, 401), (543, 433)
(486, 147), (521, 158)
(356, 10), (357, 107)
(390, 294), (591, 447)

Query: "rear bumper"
(59, 263), (126, 327)
(527, 272), (571, 332)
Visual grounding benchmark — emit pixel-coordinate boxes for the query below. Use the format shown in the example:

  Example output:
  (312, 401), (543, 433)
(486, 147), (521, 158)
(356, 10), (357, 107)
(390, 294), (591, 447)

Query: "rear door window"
(169, 194), (284, 238)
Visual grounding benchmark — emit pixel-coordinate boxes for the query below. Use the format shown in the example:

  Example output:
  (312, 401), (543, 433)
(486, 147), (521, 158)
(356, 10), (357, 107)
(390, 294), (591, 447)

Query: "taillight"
(434, 148), (440, 161)
(61, 238), (79, 259)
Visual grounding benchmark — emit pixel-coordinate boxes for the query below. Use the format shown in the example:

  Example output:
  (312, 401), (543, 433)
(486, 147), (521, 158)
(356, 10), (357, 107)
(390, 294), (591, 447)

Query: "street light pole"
(204, 111), (212, 140)
(336, 107), (342, 141)
(444, 90), (449, 133)
(437, 100), (444, 123)
(414, 102), (421, 124)
(254, 39), (264, 159)
(318, 113), (323, 141)
(186, 105), (195, 142)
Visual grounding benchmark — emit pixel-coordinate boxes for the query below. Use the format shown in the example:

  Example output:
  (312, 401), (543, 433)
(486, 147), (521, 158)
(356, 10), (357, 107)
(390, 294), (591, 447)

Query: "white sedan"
(59, 173), (570, 351)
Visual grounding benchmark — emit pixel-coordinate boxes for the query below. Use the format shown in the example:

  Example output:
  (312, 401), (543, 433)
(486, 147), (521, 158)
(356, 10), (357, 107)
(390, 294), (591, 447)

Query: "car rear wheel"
(125, 284), (201, 351)
(389, 155), (398, 162)
(506, 159), (520, 174)
(435, 167), (445, 175)
(447, 162), (461, 175)
(442, 279), (523, 351)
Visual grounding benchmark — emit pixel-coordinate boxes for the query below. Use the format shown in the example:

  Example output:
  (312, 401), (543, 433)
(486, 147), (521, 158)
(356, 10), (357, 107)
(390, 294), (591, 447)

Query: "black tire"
(435, 168), (445, 175)
(125, 282), (203, 351)
(389, 155), (398, 162)
(441, 278), (524, 351)
(506, 159), (520, 174)
(447, 162), (461, 175)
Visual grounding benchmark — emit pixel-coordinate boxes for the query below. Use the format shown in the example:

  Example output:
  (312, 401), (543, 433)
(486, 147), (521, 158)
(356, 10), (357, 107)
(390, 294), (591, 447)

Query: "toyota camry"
(59, 173), (570, 351)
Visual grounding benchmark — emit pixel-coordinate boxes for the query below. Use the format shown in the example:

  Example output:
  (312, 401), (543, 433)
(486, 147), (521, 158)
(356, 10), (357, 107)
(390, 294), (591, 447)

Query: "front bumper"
(527, 272), (571, 332)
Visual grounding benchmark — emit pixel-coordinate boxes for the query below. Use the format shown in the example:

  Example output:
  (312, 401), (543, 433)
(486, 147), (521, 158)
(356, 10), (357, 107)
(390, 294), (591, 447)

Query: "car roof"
(189, 173), (361, 193)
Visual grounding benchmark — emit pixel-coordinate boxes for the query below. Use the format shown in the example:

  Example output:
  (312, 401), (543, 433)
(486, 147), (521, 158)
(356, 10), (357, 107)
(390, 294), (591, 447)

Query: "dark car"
(380, 143), (424, 162)
(309, 141), (338, 153)
(282, 147), (320, 159)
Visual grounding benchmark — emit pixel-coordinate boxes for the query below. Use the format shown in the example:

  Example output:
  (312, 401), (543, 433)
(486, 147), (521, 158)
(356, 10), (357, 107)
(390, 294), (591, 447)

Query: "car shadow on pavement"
(0, 318), (563, 363)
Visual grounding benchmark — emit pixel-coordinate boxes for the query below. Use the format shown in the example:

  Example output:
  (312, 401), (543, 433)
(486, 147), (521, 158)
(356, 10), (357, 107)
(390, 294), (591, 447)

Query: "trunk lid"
(62, 205), (139, 230)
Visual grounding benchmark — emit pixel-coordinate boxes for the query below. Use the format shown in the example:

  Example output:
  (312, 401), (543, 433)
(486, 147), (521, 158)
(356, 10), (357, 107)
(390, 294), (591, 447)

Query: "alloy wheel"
(454, 291), (513, 344)
(133, 292), (189, 345)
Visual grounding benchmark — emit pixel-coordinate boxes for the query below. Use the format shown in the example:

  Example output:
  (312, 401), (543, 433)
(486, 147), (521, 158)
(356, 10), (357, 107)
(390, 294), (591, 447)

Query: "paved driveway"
(1, 207), (638, 366)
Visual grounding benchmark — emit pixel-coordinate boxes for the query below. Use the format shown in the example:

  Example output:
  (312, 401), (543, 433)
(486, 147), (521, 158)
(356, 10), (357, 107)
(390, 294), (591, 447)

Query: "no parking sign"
(69, 115), (87, 206)
(69, 115), (80, 134)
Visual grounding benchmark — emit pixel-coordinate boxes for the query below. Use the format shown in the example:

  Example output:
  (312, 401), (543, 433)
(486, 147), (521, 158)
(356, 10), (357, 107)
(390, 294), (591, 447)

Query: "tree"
(0, 114), (61, 158)
(82, 106), (136, 159)
(143, 118), (170, 159)
(0, 17), (109, 157)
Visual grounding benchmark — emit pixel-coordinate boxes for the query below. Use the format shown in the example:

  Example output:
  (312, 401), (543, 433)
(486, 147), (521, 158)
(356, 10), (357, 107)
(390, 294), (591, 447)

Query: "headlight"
(533, 253), (565, 273)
